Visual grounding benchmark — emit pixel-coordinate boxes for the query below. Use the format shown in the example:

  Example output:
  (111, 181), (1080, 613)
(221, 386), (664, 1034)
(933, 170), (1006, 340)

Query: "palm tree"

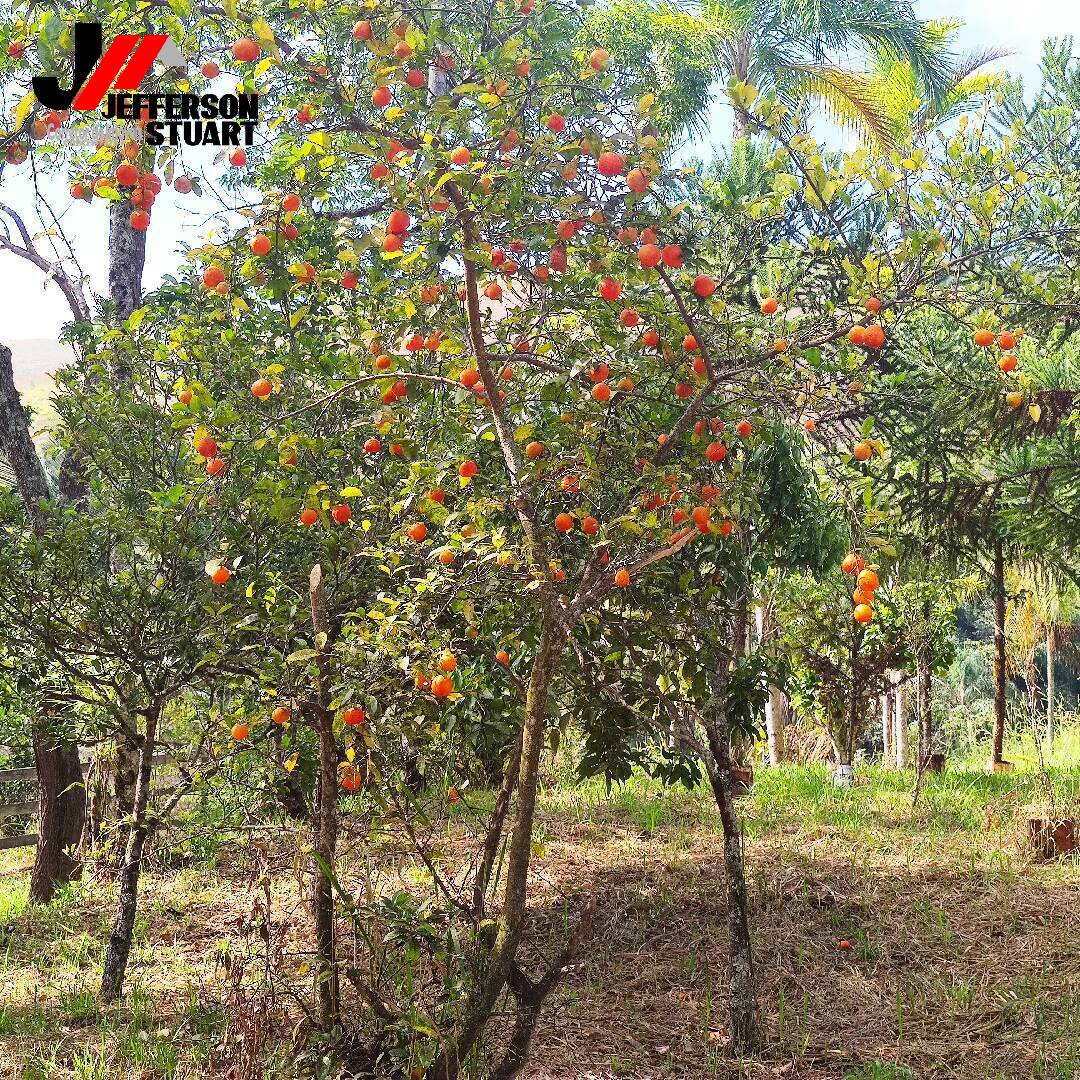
(586, 0), (951, 144)
(1007, 561), (1080, 749)
(861, 20), (1011, 146)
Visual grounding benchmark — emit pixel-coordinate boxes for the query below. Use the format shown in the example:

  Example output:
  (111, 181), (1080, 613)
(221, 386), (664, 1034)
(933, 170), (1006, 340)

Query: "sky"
(1, 0), (1079, 344)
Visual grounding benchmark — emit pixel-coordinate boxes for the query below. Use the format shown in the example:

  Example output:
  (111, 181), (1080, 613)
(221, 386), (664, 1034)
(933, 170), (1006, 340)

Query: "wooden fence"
(0, 756), (171, 852)
(0, 764), (38, 851)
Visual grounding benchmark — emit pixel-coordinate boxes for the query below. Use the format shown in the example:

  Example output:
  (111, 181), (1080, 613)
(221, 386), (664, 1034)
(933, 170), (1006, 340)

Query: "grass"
(0, 732), (1077, 1079)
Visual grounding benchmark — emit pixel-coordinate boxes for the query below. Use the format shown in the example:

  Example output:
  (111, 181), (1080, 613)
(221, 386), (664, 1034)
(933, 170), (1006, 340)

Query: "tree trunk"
(1046, 625), (1056, 750)
(108, 201), (147, 322)
(846, 645), (860, 766)
(400, 735), (424, 793)
(83, 736), (140, 856)
(100, 704), (158, 1001)
(754, 603), (785, 765)
(29, 729), (84, 904)
(917, 649), (933, 769)
(991, 542), (1007, 767)
(893, 679), (908, 770)
(730, 39), (753, 139)
(765, 687), (786, 766)
(434, 610), (567, 1080)
(81, 206), (150, 831)
(114, 738), (139, 819)
(308, 565), (340, 1028)
(81, 754), (107, 854)
(0, 344), (50, 529)
(699, 606), (757, 1054)
(1, 342), (86, 902)
(830, 624), (861, 779)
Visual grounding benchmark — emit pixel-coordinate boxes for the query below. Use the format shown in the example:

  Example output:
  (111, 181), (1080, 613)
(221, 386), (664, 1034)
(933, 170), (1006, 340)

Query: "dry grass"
(521, 765), (1080, 1080)
(1, 756), (1078, 1080)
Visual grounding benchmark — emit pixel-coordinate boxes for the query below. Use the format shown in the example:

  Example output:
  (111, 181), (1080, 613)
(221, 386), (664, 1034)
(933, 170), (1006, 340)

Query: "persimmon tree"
(775, 566), (909, 773)
(139, 0), (988, 1063)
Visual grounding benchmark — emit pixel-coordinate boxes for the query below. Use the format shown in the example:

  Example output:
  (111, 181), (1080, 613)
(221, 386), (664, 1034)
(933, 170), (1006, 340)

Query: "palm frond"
(783, 63), (896, 149)
(928, 72), (1009, 130)
(951, 47), (1014, 85)
(705, 136), (774, 197)
(923, 18), (964, 46)
(807, 0), (954, 102)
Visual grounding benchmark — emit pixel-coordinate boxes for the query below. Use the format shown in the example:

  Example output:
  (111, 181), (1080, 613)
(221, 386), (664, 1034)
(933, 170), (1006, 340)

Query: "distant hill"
(5, 339), (72, 439)
(7, 339), (75, 391)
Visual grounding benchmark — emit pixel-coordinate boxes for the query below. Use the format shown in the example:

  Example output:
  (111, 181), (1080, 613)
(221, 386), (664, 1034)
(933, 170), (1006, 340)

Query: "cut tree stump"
(1028, 818), (1078, 860)
(729, 766), (753, 796)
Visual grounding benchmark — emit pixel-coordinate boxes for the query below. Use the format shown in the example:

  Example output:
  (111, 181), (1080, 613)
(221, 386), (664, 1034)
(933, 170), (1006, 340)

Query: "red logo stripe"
(112, 34), (169, 92)
(71, 34), (139, 109)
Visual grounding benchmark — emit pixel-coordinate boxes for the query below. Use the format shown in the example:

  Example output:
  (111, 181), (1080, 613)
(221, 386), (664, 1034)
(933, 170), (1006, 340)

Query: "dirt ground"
(2, 764), (1078, 1080)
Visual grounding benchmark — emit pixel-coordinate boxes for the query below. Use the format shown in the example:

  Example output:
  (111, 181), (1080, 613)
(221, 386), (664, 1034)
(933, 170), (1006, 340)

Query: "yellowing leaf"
(251, 18), (278, 58)
(14, 91), (35, 130)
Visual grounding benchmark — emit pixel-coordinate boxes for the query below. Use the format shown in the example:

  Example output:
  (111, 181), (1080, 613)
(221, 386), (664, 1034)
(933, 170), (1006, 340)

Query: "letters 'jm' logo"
(32, 23), (170, 111)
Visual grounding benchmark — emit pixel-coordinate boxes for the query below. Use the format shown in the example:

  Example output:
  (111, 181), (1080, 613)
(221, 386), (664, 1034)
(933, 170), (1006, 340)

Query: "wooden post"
(892, 674), (908, 770)
(755, 603), (785, 765)
(880, 689), (894, 769)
